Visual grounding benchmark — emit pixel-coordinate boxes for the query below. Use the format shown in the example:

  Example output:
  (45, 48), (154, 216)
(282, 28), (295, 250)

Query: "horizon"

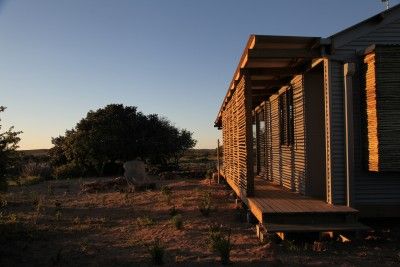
(1, 0), (399, 150)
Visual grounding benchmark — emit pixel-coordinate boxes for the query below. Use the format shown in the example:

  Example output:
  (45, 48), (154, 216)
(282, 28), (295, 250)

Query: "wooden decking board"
(252, 180), (357, 214)
(224, 177), (366, 232)
(225, 177), (362, 231)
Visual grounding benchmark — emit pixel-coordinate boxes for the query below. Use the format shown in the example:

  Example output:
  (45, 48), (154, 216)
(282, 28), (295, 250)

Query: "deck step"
(263, 211), (358, 225)
(264, 222), (370, 233)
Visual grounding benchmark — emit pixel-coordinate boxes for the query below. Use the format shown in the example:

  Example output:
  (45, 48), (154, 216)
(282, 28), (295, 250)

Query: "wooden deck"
(226, 178), (368, 233)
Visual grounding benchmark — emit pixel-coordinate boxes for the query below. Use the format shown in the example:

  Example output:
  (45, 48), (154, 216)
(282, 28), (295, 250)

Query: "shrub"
(171, 214), (183, 229)
(20, 175), (43, 186)
(54, 200), (62, 221)
(21, 162), (53, 180)
(208, 224), (232, 265)
(206, 168), (215, 179)
(160, 186), (172, 204)
(136, 216), (154, 227)
(148, 238), (165, 265)
(53, 163), (82, 179)
(168, 205), (178, 217)
(198, 190), (213, 216)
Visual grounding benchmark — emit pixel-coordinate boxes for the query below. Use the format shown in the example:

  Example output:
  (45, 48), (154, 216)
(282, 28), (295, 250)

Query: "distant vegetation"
(1, 104), (201, 185)
(0, 106), (22, 191)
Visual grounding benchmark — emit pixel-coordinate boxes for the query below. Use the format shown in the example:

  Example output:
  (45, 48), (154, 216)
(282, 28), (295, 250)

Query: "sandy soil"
(0, 177), (399, 266)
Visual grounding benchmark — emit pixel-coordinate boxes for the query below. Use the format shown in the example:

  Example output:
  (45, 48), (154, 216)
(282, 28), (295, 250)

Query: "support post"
(244, 71), (254, 197)
(217, 138), (220, 184)
(344, 62), (355, 207)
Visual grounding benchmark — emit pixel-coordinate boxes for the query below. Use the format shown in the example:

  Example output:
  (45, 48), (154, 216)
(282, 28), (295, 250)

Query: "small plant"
(284, 239), (302, 252)
(33, 196), (45, 224)
(206, 168), (216, 184)
(0, 195), (7, 208)
(168, 205), (178, 217)
(21, 176), (43, 186)
(198, 190), (213, 216)
(30, 191), (39, 205)
(136, 216), (154, 227)
(171, 214), (183, 230)
(73, 216), (80, 225)
(55, 200), (62, 221)
(148, 238), (165, 265)
(208, 224), (232, 265)
(161, 186), (172, 204)
(53, 163), (82, 179)
(55, 211), (62, 221)
(21, 161), (53, 180)
(9, 213), (17, 223)
(124, 192), (135, 206)
(47, 184), (54, 195)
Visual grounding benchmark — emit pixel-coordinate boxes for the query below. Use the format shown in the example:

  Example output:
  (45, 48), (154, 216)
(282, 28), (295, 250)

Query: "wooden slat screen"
(364, 46), (400, 172)
(222, 76), (250, 192)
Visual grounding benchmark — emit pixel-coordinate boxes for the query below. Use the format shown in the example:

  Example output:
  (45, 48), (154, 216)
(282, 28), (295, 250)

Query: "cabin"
(215, 5), (400, 233)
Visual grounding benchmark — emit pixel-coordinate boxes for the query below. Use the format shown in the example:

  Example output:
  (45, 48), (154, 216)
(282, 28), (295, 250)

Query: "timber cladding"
(222, 74), (308, 195)
(364, 45), (400, 172)
(262, 75), (307, 194)
(222, 76), (249, 192)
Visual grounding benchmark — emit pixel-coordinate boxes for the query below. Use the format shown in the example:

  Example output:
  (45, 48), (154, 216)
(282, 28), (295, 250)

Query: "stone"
(123, 160), (149, 184)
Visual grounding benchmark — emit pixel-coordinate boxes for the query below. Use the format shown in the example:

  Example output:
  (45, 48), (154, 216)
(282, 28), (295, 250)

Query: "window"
(279, 88), (294, 146)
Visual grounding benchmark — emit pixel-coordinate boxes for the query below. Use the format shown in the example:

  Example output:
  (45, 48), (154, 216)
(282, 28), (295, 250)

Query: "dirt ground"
(1, 177), (399, 266)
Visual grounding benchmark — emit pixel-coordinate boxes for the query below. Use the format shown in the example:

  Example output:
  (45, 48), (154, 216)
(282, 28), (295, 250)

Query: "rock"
(123, 160), (149, 184)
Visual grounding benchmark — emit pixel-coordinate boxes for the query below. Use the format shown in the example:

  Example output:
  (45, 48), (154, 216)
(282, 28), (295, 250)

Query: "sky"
(1, 0), (399, 150)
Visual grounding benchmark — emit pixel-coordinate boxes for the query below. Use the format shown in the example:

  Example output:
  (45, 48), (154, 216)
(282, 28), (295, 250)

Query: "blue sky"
(1, 0), (398, 149)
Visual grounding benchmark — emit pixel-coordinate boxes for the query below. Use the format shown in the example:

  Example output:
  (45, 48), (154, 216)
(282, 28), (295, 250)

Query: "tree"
(0, 106), (22, 190)
(49, 104), (196, 176)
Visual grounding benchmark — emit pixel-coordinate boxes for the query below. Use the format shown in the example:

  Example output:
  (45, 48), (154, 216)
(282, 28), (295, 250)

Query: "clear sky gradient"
(1, 0), (398, 149)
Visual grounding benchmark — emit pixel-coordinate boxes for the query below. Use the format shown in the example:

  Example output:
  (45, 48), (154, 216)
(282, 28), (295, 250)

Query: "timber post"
(217, 138), (220, 184)
(244, 70), (255, 197)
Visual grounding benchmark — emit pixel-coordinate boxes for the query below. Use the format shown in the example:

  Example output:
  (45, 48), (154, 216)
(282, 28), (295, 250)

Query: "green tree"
(49, 104), (196, 176)
(0, 106), (22, 190)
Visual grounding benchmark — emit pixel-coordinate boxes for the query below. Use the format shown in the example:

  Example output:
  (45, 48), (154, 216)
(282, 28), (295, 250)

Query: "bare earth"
(1, 177), (399, 266)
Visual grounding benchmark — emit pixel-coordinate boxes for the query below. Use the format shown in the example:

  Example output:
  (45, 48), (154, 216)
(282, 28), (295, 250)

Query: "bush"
(21, 162), (53, 180)
(20, 176), (42, 186)
(53, 163), (82, 179)
(198, 190), (213, 216)
(148, 238), (165, 265)
(168, 205), (179, 217)
(208, 224), (232, 265)
(206, 168), (215, 179)
(171, 214), (183, 229)
(160, 186), (172, 204)
(136, 216), (154, 227)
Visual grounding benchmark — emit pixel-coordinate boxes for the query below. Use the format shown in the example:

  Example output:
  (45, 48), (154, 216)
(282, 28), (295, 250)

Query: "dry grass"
(0, 177), (399, 266)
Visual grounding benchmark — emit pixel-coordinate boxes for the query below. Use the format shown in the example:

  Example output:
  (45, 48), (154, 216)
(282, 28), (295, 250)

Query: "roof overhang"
(214, 35), (323, 128)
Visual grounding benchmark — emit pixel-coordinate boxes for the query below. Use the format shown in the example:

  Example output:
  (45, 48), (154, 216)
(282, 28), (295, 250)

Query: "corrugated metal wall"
(324, 60), (346, 205)
(329, 16), (400, 206)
